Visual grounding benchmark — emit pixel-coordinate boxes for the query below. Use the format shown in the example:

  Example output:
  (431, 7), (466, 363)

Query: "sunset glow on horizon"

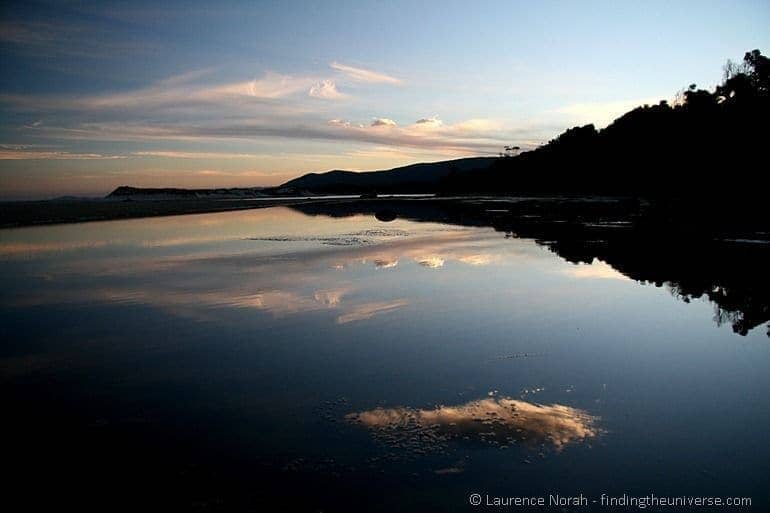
(1, 0), (769, 198)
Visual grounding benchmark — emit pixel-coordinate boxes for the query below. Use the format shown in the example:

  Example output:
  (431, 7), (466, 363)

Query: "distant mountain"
(106, 186), (268, 200)
(103, 157), (496, 199)
(274, 157), (496, 194)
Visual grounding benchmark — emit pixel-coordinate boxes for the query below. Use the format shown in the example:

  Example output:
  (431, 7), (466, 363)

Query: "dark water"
(2, 205), (769, 512)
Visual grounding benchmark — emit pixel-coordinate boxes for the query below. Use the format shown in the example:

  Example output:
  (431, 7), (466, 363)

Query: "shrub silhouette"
(441, 49), (770, 206)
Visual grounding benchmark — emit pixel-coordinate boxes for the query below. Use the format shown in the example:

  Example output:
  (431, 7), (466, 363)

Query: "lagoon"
(2, 201), (769, 511)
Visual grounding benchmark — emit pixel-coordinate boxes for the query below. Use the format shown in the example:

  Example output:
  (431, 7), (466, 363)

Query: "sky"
(1, 0), (769, 199)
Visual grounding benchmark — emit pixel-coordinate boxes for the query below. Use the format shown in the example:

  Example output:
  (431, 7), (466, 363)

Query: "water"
(2, 205), (769, 511)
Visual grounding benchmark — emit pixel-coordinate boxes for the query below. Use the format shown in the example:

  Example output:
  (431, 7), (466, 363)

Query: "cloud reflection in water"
(347, 396), (598, 452)
(336, 300), (409, 324)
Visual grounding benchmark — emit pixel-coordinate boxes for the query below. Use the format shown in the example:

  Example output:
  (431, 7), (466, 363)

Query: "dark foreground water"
(1, 204), (768, 512)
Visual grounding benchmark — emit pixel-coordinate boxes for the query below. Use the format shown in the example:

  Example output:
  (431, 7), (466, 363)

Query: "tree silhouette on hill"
(440, 49), (769, 202)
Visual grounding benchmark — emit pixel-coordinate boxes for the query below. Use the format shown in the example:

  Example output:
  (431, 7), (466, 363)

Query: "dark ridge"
(441, 49), (770, 198)
(273, 157), (497, 194)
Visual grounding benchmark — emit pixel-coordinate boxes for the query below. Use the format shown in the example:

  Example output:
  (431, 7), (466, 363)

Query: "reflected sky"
(2, 206), (770, 511)
(0, 208), (530, 326)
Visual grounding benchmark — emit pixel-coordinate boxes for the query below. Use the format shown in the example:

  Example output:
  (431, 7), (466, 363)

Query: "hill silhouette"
(279, 49), (769, 200)
(445, 49), (769, 197)
(275, 157), (495, 194)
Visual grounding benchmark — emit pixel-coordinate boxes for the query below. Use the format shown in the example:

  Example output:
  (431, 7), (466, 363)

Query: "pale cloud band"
(330, 61), (402, 85)
(20, 116), (540, 156)
(0, 63), (560, 176)
(0, 149), (126, 160)
(0, 64), (562, 168)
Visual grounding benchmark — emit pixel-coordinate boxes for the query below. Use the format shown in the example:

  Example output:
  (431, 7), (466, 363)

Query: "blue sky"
(1, 0), (769, 198)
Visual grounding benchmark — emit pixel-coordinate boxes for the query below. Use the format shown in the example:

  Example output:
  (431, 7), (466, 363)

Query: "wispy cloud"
(132, 151), (262, 159)
(204, 73), (316, 100)
(0, 71), (321, 113)
(370, 118), (398, 127)
(0, 66), (556, 163)
(331, 62), (402, 85)
(344, 146), (417, 160)
(414, 117), (443, 128)
(22, 115), (536, 156)
(321, 117), (529, 154)
(0, 149), (124, 160)
(1, 147), (266, 161)
(308, 80), (346, 99)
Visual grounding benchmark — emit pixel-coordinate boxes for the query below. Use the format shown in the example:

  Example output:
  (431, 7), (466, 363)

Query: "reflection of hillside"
(290, 198), (770, 336)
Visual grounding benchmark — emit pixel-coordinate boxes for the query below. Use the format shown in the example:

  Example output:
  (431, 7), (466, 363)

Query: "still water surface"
(2, 206), (769, 511)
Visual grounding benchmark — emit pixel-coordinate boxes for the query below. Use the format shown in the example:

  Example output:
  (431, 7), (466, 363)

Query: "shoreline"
(2, 195), (768, 241)
(0, 194), (444, 229)
(0, 197), (322, 229)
